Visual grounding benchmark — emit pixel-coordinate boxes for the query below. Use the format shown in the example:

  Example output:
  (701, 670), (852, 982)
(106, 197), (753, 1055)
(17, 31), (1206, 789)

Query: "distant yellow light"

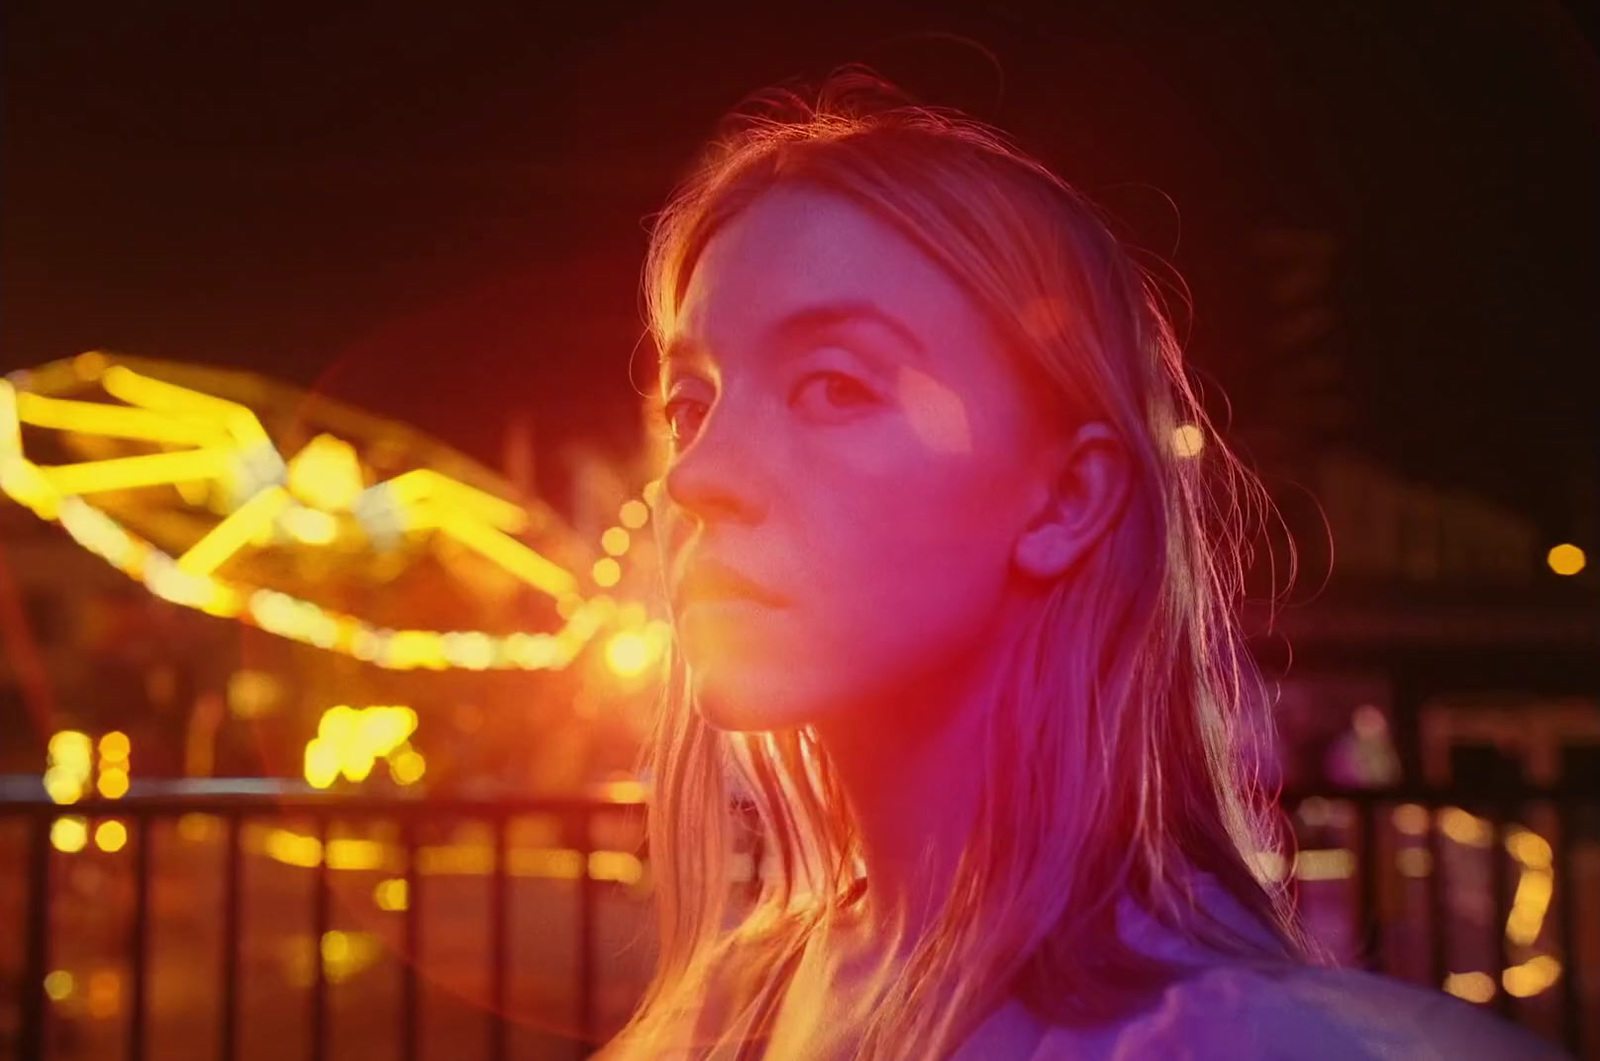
(374, 878), (409, 911)
(1443, 971), (1495, 1004)
(44, 768), (84, 805)
(605, 631), (652, 677)
(389, 748), (426, 786)
(282, 505), (339, 545)
(1395, 848), (1432, 878)
(442, 632), (495, 670)
(304, 739), (339, 789)
(286, 434), (364, 511)
(1547, 543), (1586, 576)
(1439, 807), (1492, 847)
(1294, 848), (1354, 881)
(1506, 828), (1552, 870)
(94, 820), (128, 853)
(589, 850), (644, 885)
(321, 930), (351, 964)
(96, 768), (130, 800)
(51, 817), (89, 853)
(1506, 868), (1553, 946)
(619, 499), (650, 529)
(49, 730), (93, 767)
(1172, 423), (1206, 459)
(178, 814), (218, 843)
(319, 706), (359, 743)
(592, 557), (621, 588)
(1502, 955), (1561, 998)
(86, 970), (121, 1019)
(385, 631), (447, 670)
(601, 526), (631, 556)
(98, 731), (131, 762)
(263, 828), (324, 868)
(340, 747), (376, 783)
(1390, 803), (1429, 836)
(43, 970), (75, 1002)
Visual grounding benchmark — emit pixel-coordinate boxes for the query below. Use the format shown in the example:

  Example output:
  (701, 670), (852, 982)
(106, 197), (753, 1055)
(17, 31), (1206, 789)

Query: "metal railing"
(3, 791), (648, 1061)
(3, 784), (1595, 1060)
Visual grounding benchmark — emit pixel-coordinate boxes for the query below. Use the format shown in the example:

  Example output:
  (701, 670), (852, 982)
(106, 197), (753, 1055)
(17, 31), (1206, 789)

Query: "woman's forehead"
(671, 186), (983, 366)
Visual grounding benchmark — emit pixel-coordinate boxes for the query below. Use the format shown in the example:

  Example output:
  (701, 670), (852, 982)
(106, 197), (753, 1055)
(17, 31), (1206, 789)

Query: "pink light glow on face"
(657, 186), (1052, 734)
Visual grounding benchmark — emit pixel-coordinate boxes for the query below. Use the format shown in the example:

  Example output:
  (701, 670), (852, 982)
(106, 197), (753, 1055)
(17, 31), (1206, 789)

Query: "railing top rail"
(0, 782), (1595, 818)
(0, 791), (649, 817)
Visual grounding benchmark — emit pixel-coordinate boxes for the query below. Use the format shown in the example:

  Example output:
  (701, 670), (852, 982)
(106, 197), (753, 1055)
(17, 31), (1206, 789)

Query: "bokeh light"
(605, 631), (651, 677)
(619, 499), (650, 529)
(1172, 423), (1206, 459)
(98, 731), (131, 761)
(592, 558), (621, 588)
(50, 817), (89, 853)
(601, 526), (631, 556)
(94, 820), (128, 852)
(1547, 543), (1585, 576)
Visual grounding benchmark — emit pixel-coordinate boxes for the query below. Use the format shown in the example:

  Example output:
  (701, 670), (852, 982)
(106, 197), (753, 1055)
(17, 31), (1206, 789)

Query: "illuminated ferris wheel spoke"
(0, 382), (22, 454)
(177, 485), (293, 576)
(383, 468), (530, 533)
(15, 391), (232, 447)
(412, 501), (578, 598)
(39, 447), (238, 495)
(101, 366), (270, 446)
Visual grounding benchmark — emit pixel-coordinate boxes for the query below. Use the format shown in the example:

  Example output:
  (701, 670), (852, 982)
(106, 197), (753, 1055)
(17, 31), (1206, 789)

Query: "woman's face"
(656, 184), (1052, 733)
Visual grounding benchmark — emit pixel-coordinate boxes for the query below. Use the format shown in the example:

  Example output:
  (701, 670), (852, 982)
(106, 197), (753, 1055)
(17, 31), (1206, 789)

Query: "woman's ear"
(1013, 422), (1132, 580)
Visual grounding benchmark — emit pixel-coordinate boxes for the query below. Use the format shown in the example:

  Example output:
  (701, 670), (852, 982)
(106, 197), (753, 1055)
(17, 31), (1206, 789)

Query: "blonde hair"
(616, 69), (1312, 1059)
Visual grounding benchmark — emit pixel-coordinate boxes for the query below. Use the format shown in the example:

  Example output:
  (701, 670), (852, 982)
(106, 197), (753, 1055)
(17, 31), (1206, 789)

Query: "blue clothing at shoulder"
(1033, 965), (1568, 1061)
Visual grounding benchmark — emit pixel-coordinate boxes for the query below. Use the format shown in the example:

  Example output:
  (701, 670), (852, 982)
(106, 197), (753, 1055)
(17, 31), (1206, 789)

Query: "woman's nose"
(658, 413), (767, 529)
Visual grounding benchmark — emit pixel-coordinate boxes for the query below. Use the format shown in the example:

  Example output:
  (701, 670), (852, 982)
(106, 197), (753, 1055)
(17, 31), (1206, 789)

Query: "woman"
(601, 71), (1564, 1060)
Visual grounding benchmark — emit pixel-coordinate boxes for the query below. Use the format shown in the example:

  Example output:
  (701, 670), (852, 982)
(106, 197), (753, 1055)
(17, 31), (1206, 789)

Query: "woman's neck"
(808, 599), (1032, 950)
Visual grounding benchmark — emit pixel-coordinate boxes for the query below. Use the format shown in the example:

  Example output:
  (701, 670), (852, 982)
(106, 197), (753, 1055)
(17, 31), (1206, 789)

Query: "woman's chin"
(690, 669), (813, 733)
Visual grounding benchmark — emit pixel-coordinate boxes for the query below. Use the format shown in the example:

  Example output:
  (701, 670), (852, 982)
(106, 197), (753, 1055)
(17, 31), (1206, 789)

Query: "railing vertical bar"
(401, 818), (420, 1061)
(576, 807), (597, 1060)
(20, 812), (53, 1061)
(220, 813), (243, 1061)
(1553, 798), (1581, 1056)
(1487, 807), (1512, 1020)
(129, 814), (152, 1061)
(489, 814), (509, 1061)
(311, 815), (330, 1061)
(1355, 798), (1380, 972)
(1425, 802), (1448, 989)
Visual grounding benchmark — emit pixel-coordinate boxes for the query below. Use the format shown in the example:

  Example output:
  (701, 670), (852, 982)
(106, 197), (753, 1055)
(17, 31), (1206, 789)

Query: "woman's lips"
(672, 557), (790, 612)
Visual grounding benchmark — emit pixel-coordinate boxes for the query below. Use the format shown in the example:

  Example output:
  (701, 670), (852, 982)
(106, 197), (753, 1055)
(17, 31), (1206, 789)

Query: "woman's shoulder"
(1031, 964), (1567, 1061)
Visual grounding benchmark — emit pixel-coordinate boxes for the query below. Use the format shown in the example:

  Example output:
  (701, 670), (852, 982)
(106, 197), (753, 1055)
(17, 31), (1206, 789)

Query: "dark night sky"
(3, 1), (1595, 541)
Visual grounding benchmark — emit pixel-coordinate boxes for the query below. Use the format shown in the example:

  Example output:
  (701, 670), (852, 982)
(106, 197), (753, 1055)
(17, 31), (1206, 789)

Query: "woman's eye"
(660, 396), (708, 444)
(793, 372), (876, 413)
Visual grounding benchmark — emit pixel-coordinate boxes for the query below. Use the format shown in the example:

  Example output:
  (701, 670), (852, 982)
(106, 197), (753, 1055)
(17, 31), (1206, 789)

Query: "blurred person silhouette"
(597, 70), (1566, 1061)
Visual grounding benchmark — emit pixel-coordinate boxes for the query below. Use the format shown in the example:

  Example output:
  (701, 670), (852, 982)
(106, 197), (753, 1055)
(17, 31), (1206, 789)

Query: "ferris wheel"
(0, 351), (665, 675)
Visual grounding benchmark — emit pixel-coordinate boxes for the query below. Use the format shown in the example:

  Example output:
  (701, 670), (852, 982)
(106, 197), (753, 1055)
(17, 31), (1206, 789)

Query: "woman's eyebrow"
(658, 301), (926, 373)
(766, 301), (926, 361)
